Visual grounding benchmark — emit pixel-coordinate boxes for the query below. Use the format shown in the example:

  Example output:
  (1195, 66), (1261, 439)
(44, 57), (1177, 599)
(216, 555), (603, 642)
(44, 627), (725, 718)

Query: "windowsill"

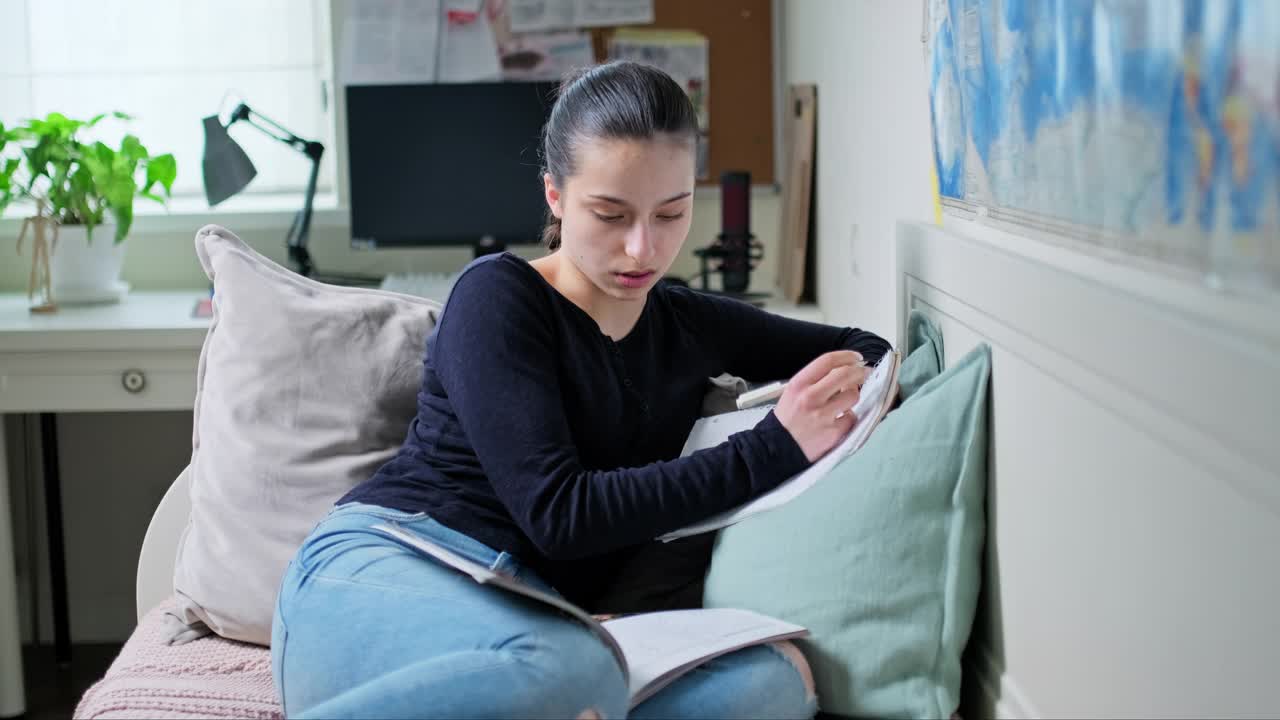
(0, 192), (347, 237)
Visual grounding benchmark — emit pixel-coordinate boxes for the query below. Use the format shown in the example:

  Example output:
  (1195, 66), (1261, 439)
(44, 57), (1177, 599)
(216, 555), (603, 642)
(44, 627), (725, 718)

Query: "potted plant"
(0, 111), (177, 304)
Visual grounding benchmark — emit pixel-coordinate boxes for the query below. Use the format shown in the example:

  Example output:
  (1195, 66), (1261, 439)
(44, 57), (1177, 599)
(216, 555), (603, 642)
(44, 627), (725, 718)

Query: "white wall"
(781, 0), (935, 343)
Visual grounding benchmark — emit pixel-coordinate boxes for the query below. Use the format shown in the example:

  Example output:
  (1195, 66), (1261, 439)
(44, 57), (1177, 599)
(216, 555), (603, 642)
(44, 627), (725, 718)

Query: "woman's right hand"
(774, 350), (869, 462)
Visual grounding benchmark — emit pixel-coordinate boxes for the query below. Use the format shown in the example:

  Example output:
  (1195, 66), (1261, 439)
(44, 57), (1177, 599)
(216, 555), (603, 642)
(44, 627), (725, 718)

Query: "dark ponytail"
(541, 213), (563, 249)
(540, 61), (700, 251)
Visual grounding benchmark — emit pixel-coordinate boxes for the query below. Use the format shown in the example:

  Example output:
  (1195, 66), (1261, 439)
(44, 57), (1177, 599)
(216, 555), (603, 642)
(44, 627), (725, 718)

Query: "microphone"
(718, 170), (752, 293)
(694, 170), (763, 295)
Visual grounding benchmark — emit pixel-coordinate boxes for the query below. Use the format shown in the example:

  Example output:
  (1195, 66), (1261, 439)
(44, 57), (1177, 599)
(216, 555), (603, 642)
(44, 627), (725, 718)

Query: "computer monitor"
(346, 81), (559, 256)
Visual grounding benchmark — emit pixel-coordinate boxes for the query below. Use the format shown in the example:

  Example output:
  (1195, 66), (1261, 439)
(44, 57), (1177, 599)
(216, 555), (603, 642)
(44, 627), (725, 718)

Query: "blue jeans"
(271, 503), (815, 719)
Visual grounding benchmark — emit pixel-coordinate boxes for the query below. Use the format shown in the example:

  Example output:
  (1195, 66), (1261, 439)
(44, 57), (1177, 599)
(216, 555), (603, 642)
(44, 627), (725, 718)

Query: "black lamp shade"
(202, 115), (257, 206)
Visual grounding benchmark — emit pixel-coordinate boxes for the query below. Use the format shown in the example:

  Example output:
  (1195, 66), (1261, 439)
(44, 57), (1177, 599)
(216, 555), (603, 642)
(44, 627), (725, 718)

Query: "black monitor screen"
(346, 81), (558, 249)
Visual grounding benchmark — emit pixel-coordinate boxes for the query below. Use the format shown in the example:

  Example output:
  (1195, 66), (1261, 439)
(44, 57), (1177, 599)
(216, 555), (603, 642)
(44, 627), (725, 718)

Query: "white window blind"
(1, 0), (333, 201)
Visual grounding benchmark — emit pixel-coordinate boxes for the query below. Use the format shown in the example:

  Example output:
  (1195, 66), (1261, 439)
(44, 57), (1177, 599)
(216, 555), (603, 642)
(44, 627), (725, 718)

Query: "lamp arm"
(288, 144), (322, 252)
(225, 102), (326, 278)
(285, 139), (323, 278)
(228, 103), (324, 160)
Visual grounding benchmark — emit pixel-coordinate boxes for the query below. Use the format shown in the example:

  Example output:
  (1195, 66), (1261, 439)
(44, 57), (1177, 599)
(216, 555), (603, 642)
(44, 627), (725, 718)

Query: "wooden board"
(778, 84), (816, 301)
(591, 0), (775, 185)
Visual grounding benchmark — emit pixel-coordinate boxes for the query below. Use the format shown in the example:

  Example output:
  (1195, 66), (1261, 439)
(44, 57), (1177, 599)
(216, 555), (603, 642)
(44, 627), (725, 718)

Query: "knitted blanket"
(75, 598), (281, 719)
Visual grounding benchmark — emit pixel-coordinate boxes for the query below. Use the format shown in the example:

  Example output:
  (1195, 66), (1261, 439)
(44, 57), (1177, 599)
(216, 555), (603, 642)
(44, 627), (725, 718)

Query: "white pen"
(735, 381), (787, 410)
(735, 358), (870, 411)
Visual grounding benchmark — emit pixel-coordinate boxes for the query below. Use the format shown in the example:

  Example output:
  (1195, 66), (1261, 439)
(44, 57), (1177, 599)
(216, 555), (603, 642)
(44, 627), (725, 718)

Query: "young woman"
(272, 61), (890, 719)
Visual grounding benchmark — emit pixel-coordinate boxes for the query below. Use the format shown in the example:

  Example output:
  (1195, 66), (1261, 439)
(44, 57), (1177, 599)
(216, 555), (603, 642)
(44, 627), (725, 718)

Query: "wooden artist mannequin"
(16, 199), (58, 313)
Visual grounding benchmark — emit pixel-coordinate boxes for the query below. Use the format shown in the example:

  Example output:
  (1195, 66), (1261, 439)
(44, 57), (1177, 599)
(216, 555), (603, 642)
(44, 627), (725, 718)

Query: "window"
(1, 0), (334, 203)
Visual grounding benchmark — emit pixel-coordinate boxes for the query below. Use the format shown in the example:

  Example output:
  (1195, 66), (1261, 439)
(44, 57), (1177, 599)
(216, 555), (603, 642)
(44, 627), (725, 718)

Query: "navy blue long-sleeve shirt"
(340, 252), (890, 609)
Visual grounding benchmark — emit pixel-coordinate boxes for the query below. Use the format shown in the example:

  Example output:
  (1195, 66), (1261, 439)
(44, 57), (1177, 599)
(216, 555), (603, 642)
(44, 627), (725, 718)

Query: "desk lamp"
(202, 103), (379, 285)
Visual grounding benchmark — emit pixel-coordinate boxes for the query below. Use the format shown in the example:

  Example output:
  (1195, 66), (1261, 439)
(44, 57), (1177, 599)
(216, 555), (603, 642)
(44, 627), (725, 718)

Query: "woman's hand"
(774, 350), (869, 462)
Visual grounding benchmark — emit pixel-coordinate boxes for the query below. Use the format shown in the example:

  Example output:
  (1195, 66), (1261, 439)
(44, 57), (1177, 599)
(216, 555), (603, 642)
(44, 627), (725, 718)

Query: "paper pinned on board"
(607, 29), (708, 129)
(340, 0), (443, 86)
(439, 8), (503, 82)
(576, 0), (654, 27)
(445, 0), (485, 13)
(507, 0), (577, 33)
(507, 0), (653, 33)
(499, 30), (594, 81)
(607, 28), (710, 177)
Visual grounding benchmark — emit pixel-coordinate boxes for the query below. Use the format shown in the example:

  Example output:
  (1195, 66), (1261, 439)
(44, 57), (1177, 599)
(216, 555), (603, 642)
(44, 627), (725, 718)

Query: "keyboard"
(379, 272), (460, 301)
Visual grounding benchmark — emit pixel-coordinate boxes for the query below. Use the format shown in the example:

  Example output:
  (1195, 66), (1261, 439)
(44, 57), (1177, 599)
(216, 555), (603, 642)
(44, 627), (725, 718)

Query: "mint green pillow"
(898, 309), (944, 400)
(703, 338), (990, 719)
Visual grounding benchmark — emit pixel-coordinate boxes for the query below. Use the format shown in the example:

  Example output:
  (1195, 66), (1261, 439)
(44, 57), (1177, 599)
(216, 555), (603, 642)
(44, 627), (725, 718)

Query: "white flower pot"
(49, 224), (130, 304)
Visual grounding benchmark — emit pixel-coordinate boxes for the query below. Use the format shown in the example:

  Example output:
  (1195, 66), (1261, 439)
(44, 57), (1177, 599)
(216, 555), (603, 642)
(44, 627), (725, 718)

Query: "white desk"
(0, 291), (209, 718)
(757, 298), (823, 324)
(0, 289), (818, 717)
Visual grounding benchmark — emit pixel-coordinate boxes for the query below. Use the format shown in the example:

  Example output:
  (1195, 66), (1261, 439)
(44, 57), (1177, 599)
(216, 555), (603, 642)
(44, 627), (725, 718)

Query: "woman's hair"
(540, 61), (700, 250)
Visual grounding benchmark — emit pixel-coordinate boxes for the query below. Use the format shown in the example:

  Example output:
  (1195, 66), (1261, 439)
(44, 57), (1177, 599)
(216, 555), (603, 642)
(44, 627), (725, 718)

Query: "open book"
(660, 350), (902, 541)
(373, 521), (807, 709)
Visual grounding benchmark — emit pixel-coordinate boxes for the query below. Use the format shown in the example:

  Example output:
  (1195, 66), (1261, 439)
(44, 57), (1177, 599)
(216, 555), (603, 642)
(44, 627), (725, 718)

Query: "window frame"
(0, 0), (342, 236)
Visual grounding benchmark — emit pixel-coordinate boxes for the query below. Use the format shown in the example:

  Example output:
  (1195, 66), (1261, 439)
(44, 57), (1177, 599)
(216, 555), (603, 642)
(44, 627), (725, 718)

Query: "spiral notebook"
(661, 350), (901, 541)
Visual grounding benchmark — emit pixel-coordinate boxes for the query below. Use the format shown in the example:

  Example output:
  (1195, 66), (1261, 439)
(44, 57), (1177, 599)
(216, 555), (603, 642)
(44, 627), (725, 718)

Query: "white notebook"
(660, 350), (901, 541)
(373, 522), (807, 709)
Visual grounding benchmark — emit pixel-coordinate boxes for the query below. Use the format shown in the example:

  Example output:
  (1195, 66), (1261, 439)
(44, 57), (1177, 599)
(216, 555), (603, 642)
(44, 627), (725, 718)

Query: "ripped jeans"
(271, 502), (816, 719)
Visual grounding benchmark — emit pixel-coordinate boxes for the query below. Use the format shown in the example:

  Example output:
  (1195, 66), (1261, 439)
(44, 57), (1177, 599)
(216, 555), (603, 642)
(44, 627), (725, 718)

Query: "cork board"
(591, 0), (775, 184)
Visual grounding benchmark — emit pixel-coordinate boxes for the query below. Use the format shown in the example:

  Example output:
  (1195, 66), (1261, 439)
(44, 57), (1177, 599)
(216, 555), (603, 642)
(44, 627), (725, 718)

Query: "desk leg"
(0, 418), (27, 718)
(39, 413), (71, 666)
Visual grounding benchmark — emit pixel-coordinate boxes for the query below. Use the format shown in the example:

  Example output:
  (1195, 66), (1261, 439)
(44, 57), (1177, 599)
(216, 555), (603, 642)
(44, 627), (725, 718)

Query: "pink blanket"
(76, 599), (282, 719)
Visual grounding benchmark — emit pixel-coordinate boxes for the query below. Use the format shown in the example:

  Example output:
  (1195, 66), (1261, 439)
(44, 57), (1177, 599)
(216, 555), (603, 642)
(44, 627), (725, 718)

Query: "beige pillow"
(173, 225), (441, 645)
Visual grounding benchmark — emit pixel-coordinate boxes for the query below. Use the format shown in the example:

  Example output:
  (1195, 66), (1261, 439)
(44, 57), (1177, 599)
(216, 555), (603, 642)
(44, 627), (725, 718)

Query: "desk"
(0, 289), (818, 717)
(756, 298), (823, 324)
(0, 291), (209, 718)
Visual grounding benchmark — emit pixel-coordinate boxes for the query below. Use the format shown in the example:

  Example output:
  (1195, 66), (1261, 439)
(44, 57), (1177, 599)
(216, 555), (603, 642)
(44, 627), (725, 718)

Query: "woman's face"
(544, 135), (695, 302)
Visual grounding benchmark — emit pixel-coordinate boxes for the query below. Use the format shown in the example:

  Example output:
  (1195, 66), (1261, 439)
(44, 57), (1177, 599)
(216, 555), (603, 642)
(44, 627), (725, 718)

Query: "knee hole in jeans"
(768, 640), (817, 701)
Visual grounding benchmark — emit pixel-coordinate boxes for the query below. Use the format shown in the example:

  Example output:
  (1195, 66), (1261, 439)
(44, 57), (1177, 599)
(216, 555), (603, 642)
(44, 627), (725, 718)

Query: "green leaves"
(120, 134), (148, 162)
(68, 165), (95, 224)
(0, 111), (177, 244)
(144, 153), (176, 197)
(109, 200), (133, 244)
(87, 111), (131, 128)
(0, 157), (17, 216)
(28, 112), (85, 142)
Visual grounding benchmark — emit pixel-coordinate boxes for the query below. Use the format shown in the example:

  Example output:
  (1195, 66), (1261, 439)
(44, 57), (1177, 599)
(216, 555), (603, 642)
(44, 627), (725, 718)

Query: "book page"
(603, 609), (807, 708)
(373, 522), (627, 676)
(678, 405), (773, 457)
(661, 351), (900, 541)
(374, 523), (808, 708)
